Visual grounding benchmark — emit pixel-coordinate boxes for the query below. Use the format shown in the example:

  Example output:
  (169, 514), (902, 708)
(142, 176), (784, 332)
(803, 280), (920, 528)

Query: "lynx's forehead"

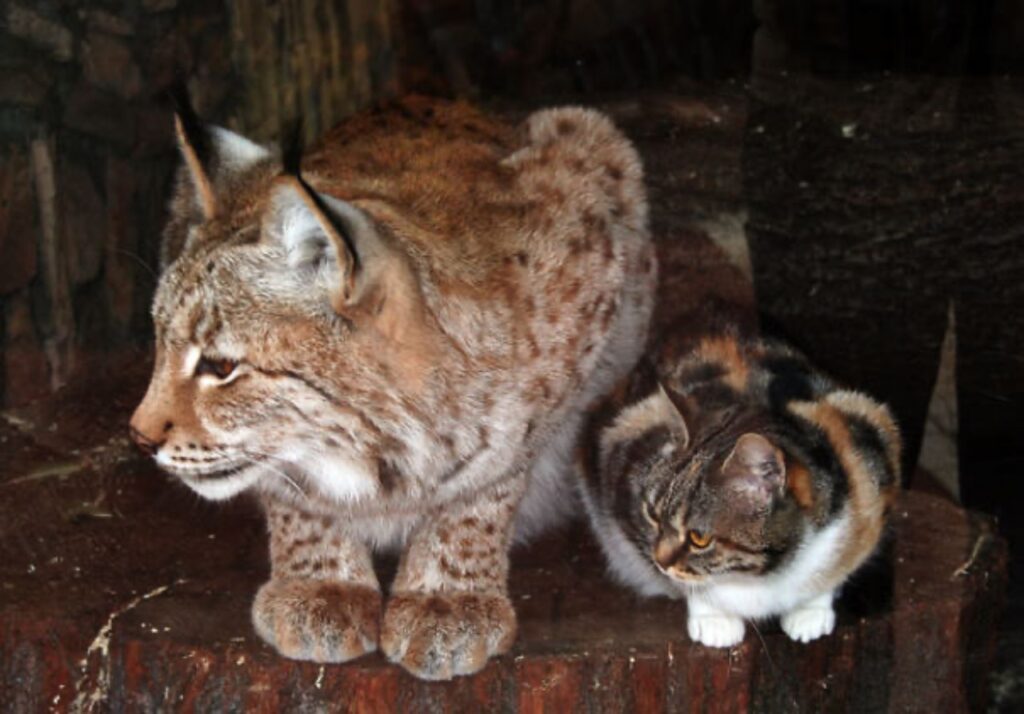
(153, 241), (267, 344)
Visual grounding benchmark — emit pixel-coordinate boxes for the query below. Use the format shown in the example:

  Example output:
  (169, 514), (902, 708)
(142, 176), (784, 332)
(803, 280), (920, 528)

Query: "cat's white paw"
(687, 613), (746, 648)
(780, 605), (835, 643)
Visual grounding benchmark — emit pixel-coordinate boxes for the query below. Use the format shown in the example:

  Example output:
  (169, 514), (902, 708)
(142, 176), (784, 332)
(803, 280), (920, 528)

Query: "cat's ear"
(263, 178), (412, 319)
(719, 433), (786, 510)
(655, 383), (690, 448)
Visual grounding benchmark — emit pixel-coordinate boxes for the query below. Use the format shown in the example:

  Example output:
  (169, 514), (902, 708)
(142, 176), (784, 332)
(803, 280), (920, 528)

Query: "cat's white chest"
(689, 515), (848, 619)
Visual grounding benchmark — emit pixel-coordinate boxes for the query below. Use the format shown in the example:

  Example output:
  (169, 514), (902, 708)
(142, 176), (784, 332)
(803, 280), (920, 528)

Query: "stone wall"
(2, 0), (1021, 407)
(0, 0), (398, 406)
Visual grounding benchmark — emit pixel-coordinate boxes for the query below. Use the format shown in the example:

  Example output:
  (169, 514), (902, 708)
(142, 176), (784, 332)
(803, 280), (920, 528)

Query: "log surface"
(0, 363), (1007, 713)
(0, 83), (1013, 712)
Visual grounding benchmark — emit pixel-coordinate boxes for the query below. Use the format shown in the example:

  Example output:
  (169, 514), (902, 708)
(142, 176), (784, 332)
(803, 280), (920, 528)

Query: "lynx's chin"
(180, 465), (261, 501)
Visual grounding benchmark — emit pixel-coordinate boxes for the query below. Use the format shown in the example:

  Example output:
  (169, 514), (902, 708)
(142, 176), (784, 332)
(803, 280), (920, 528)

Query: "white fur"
(265, 185), (378, 277)
(779, 591), (836, 642)
(602, 388), (685, 458)
(686, 598), (746, 648)
(265, 187), (337, 270)
(301, 452), (379, 503)
(578, 477), (680, 598)
(681, 515), (848, 647)
(514, 412), (582, 543)
(209, 126), (270, 169)
(182, 467), (262, 501)
(180, 345), (201, 378)
(688, 515), (846, 618)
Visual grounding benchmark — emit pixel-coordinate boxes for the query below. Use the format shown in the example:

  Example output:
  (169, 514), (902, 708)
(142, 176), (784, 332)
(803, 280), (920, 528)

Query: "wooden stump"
(0, 84), (1012, 712)
(0, 363), (1007, 713)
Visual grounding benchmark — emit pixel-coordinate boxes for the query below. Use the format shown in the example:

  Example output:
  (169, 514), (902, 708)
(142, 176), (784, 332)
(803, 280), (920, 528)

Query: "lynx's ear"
(170, 86), (269, 220)
(264, 178), (364, 303)
(718, 433), (786, 511)
(263, 178), (407, 316)
(160, 87), (272, 268)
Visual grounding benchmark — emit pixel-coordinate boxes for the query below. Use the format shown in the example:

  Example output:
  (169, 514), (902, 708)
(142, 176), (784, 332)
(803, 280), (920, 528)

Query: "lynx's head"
(130, 104), (433, 501)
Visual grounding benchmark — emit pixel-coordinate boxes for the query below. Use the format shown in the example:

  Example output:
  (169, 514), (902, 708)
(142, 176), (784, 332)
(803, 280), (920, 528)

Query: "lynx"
(129, 96), (656, 679)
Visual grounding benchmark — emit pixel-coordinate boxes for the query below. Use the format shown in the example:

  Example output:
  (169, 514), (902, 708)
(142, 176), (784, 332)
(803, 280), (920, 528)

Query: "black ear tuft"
(166, 79), (210, 164)
(277, 117), (361, 276)
(281, 118), (305, 178)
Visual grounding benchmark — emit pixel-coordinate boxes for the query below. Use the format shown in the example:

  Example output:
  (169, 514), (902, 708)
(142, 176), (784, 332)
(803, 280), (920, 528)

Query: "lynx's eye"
(195, 356), (239, 380)
(688, 530), (713, 549)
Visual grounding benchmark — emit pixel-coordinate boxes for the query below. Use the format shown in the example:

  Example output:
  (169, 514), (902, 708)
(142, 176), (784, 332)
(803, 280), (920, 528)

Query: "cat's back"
(658, 314), (901, 521)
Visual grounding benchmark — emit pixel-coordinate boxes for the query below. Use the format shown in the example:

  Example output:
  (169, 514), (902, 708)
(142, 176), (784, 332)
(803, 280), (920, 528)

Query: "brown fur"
(580, 310), (901, 646)
(788, 395), (896, 584)
(785, 458), (816, 510)
(131, 96), (655, 679)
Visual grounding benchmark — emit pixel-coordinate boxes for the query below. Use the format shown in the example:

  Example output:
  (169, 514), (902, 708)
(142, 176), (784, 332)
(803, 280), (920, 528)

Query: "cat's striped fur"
(581, 308), (900, 647)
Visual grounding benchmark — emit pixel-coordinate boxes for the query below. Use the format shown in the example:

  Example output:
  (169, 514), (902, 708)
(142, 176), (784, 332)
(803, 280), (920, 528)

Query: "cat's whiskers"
(747, 619), (773, 668)
(747, 619), (802, 712)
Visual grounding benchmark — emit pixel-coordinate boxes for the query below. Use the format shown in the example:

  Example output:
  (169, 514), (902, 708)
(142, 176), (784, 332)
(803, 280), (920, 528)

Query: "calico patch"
(580, 307), (900, 648)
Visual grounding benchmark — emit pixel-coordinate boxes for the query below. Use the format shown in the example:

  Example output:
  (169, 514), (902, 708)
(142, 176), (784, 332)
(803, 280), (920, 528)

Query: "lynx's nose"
(128, 424), (162, 457)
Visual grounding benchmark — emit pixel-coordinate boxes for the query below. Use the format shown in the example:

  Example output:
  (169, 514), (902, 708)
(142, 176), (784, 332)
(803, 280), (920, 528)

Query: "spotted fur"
(130, 96), (656, 679)
(580, 308), (899, 647)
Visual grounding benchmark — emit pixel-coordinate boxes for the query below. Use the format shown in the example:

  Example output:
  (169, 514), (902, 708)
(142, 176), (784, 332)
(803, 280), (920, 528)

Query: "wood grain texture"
(0, 361), (1007, 711)
(0, 77), (1015, 710)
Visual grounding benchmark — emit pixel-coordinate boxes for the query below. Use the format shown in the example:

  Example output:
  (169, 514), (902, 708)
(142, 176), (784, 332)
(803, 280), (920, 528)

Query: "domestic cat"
(129, 95), (656, 679)
(580, 308), (900, 647)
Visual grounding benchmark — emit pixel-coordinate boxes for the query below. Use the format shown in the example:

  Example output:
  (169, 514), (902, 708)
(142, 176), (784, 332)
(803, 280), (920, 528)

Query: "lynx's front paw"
(687, 613), (746, 648)
(780, 605), (835, 643)
(252, 578), (381, 662)
(381, 591), (517, 680)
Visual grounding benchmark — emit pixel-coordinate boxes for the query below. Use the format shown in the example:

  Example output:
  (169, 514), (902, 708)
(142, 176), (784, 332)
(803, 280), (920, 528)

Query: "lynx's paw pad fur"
(780, 605), (836, 643)
(381, 591), (517, 680)
(252, 578), (381, 663)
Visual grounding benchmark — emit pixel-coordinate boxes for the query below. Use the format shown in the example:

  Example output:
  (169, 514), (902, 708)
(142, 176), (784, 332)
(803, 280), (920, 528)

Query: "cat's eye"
(641, 500), (658, 527)
(688, 529), (713, 549)
(195, 356), (239, 380)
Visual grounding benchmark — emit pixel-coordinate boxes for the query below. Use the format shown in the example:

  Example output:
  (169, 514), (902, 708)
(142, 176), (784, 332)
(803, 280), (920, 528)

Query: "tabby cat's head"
(129, 107), (430, 500)
(600, 385), (801, 585)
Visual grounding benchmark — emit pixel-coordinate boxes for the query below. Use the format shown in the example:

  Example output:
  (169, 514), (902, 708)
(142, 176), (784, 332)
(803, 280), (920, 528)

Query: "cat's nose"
(129, 425), (162, 457)
(654, 538), (682, 570)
